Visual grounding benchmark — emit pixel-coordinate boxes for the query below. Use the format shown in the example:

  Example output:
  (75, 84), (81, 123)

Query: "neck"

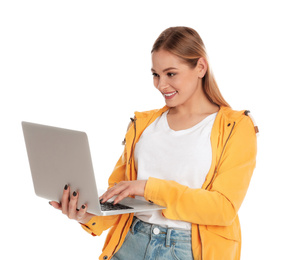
(170, 86), (219, 116)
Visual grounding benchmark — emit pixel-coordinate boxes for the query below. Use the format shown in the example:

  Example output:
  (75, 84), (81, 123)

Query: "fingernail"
(73, 191), (77, 197)
(81, 205), (86, 209)
(100, 199), (103, 204)
(64, 184), (68, 190)
(49, 201), (52, 206)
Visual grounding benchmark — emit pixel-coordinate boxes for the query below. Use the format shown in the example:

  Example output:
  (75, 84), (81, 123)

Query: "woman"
(50, 26), (258, 260)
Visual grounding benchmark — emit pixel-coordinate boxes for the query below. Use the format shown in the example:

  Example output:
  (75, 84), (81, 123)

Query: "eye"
(167, 72), (176, 77)
(152, 72), (159, 78)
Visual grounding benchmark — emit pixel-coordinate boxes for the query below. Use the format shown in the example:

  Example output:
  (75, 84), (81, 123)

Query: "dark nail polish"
(49, 201), (52, 206)
(73, 191), (77, 197)
(100, 199), (103, 204)
(64, 184), (68, 190)
(81, 205), (86, 209)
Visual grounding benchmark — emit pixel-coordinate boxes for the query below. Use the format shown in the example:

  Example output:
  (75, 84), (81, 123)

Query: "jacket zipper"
(205, 122), (236, 190)
(110, 214), (132, 259)
(198, 121), (236, 260)
(110, 118), (136, 258)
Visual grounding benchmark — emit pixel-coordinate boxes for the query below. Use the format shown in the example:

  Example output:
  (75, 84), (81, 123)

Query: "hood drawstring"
(244, 110), (259, 135)
(128, 117), (137, 164)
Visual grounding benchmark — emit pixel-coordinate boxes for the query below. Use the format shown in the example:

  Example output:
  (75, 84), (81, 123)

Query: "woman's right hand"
(49, 184), (95, 224)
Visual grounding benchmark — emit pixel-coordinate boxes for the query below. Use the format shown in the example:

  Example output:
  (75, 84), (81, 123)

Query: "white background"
(1, 1), (286, 259)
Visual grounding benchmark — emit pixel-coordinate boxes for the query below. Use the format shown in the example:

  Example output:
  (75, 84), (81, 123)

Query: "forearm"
(144, 177), (237, 226)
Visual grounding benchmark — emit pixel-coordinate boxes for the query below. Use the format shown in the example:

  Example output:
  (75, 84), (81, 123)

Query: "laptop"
(22, 121), (165, 216)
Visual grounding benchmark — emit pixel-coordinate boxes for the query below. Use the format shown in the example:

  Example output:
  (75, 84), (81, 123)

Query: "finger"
(99, 182), (121, 201)
(113, 189), (130, 204)
(49, 201), (62, 210)
(99, 188), (115, 203)
(61, 184), (70, 215)
(68, 190), (78, 219)
(101, 183), (127, 203)
(76, 204), (87, 222)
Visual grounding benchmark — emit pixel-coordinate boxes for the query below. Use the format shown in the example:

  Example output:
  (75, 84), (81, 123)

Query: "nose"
(155, 77), (169, 93)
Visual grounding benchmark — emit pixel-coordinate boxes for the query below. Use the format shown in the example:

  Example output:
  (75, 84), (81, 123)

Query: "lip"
(162, 91), (177, 99)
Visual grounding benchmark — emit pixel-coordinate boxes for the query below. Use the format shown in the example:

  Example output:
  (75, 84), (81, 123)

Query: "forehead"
(151, 49), (187, 70)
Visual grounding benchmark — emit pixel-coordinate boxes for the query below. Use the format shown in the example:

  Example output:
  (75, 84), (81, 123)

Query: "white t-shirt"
(134, 110), (217, 230)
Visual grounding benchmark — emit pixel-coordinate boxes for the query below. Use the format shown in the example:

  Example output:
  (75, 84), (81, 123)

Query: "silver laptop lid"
(22, 121), (102, 214)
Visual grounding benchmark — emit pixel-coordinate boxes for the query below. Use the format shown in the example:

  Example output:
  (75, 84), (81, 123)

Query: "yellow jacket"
(82, 106), (258, 260)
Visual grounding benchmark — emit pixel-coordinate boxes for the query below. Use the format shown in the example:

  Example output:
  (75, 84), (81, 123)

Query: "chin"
(165, 100), (180, 108)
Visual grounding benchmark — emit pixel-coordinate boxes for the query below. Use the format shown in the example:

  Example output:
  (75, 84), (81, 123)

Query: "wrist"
(79, 214), (93, 225)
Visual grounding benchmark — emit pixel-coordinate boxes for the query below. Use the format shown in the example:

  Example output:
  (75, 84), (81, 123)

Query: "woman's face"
(151, 49), (206, 109)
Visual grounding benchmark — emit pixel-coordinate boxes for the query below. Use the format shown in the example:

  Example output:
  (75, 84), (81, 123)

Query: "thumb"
(49, 201), (62, 210)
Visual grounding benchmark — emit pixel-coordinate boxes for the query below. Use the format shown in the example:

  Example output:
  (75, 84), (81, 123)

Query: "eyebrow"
(151, 67), (178, 73)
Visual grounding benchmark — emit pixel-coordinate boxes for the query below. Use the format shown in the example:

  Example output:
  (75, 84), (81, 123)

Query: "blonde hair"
(152, 26), (230, 107)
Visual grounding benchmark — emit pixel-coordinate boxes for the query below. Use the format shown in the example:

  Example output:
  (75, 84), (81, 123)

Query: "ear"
(197, 57), (208, 78)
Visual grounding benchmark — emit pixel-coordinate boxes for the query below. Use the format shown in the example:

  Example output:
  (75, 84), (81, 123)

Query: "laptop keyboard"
(100, 201), (134, 211)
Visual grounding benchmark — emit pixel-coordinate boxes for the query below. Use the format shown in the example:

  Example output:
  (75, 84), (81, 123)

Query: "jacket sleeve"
(144, 116), (257, 226)
(81, 148), (127, 235)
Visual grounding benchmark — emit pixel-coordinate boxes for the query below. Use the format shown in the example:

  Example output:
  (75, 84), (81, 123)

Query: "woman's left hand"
(99, 180), (147, 205)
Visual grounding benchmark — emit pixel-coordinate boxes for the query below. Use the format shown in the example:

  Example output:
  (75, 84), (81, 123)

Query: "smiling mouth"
(163, 91), (177, 99)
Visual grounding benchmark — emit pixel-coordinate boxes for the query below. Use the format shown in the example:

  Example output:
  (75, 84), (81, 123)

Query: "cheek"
(181, 75), (198, 89)
(171, 77), (184, 90)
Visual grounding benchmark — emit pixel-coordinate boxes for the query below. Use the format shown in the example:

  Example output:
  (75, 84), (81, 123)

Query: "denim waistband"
(130, 217), (191, 247)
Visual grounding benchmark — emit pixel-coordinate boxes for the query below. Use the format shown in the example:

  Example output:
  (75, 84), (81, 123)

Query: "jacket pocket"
(202, 224), (241, 260)
(206, 223), (240, 242)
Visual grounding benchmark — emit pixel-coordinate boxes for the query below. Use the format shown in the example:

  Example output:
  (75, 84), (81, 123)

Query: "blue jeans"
(111, 217), (193, 260)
